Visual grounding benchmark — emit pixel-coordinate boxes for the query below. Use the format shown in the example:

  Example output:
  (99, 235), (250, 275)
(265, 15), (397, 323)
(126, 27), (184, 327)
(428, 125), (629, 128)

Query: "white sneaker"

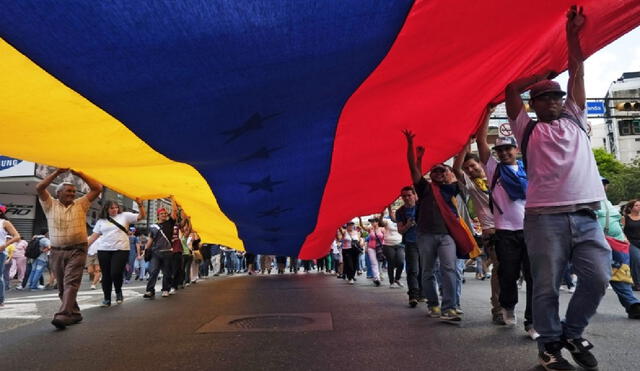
(501, 308), (516, 327)
(527, 328), (540, 340)
(348, 279), (355, 285)
(169, 288), (176, 295)
(161, 291), (169, 297)
(395, 281), (405, 288)
(90, 284), (96, 290)
(568, 286), (575, 293)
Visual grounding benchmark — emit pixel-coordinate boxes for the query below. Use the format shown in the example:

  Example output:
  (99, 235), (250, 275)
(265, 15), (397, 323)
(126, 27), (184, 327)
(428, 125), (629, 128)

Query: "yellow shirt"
(40, 195), (90, 247)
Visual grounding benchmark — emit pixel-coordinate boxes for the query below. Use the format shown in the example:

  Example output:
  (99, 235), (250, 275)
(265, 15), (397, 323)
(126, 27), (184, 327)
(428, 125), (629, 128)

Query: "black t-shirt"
(151, 217), (176, 251)
(414, 178), (459, 235)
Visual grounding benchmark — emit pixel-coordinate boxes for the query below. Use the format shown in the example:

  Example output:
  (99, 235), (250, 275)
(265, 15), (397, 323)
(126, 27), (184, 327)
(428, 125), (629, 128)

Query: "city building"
(603, 71), (640, 163)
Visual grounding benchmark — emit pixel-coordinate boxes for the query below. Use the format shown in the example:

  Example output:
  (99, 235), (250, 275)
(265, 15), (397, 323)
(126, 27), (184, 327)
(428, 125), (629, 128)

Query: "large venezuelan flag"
(1, 1), (639, 258)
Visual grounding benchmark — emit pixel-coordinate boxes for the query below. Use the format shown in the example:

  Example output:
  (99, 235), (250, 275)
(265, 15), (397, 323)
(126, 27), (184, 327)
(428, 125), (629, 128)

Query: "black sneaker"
(373, 280), (381, 287)
(409, 299), (418, 308)
(538, 342), (575, 371)
(492, 312), (506, 325)
(628, 303), (640, 319)
(562, 337), (598, 370)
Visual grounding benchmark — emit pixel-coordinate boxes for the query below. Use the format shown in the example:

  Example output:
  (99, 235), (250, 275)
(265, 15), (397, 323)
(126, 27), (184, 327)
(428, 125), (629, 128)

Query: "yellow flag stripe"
(0, 38), (243, 250)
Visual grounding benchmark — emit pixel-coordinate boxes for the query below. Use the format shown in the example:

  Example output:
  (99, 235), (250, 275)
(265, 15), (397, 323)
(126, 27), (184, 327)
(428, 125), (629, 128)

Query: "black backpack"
(25, 237), (43, 259)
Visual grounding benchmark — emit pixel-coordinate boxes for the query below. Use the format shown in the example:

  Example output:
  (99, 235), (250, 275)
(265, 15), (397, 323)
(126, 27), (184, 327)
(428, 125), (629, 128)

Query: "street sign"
(499, 123), (512, 137)
(586, 101), (605, 115)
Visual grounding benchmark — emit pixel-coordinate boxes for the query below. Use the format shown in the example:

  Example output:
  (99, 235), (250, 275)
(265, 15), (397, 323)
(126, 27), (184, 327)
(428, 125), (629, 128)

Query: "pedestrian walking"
(36, 168), (102, 329)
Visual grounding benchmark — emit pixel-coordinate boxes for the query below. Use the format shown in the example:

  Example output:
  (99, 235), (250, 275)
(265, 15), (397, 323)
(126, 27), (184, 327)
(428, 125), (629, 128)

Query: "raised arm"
(505, 71), (555, 120)
(476, 109), (492, 165)
(416, 145), (425, 175)
(71, 170), (103, 202)
(566, 5), (586, 109)
(135, 198), (147, 221)
(170, 196), (179, 221)
(36, 168), (68, 202)
(387, 206), (397, 223)
(453, 138), (472, 183)
(402, 129), (422, 184)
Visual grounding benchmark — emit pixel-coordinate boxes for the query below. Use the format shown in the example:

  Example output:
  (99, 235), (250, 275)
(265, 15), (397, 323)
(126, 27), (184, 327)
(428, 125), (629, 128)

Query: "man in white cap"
(504, 6), (609, 371)
(476, 118), (537, 341)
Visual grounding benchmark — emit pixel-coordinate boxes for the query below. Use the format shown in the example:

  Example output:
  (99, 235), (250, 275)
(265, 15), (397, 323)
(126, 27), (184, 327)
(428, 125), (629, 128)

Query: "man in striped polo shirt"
(37, 167), (102, 329)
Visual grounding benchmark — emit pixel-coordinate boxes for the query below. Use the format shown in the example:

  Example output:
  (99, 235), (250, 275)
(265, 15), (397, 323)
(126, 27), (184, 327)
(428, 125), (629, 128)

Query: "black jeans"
(495, 229), (533, 326)
(404, 241), (421, 299)
(383, 244), (405, 284)
(97, 250), (129, 301)
(147, 250), (173, 293)
(171, 252), (184, 289)
(343, 248), (359, 280)
(182, 254), (193, 284)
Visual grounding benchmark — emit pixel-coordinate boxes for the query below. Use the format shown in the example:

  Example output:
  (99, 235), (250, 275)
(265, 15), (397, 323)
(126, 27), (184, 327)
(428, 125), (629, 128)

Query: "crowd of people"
(0, 6), (638, 371)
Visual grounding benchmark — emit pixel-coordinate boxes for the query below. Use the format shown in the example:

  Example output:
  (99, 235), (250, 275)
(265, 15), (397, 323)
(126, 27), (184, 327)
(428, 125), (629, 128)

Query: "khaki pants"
(50, 244), (87, 320)
(483, 234), (502, 315)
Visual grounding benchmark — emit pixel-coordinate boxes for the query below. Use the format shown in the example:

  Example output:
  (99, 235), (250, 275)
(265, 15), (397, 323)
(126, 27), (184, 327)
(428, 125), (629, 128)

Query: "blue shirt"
(396, 205), (417, 243)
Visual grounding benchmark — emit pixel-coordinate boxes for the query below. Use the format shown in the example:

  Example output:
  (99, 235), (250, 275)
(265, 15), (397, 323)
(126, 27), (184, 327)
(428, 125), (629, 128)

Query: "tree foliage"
(593, 149), (640, 205)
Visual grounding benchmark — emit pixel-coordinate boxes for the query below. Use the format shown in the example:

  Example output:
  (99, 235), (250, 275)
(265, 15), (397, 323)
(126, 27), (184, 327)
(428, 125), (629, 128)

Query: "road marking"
(0, 303), (41, 319)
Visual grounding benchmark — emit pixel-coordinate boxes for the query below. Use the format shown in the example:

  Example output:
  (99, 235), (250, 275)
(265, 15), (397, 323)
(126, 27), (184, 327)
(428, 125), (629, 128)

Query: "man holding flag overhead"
(505, 6), (610, 371)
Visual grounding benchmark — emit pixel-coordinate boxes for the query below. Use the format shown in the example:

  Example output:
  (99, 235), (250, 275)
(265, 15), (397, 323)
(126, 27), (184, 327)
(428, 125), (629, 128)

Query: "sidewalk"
(0, 273), (638, 370)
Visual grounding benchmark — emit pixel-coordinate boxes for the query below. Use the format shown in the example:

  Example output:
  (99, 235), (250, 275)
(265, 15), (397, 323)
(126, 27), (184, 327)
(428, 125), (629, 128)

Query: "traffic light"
(615, 101), (640, 111)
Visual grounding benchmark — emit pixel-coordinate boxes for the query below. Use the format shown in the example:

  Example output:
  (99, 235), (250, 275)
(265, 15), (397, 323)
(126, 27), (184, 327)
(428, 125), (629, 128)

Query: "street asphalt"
(0, 272), (638, 371)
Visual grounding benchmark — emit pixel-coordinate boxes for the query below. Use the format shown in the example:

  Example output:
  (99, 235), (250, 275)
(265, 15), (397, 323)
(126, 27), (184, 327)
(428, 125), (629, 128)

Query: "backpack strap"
(520, 118), (538, 172)
(488, 165), (504, 215)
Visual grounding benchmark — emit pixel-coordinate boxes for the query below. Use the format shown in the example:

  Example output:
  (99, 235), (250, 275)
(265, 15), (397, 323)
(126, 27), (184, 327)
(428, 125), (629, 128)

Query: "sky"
(556, 26), (640, 97)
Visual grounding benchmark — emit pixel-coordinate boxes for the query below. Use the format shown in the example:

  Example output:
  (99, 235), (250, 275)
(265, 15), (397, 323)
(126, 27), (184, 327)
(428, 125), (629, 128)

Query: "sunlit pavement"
(0, 272), (638, 371)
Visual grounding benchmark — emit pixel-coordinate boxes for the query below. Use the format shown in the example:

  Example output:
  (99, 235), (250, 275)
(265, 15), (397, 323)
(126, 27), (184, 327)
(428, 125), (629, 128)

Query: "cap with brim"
(156, 207), (167, 216)
(492, 136), (518, 150)
(530, 80), (566, 99)
(430, 163), (447, 171)
(0, 204), (6, 214)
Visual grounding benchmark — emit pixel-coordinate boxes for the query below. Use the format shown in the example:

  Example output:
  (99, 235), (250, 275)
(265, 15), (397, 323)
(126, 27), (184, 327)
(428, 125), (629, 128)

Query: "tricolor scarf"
(431, 183), (481, 259)
(612, 239), (633, 284)
(496, 160), (527, 201)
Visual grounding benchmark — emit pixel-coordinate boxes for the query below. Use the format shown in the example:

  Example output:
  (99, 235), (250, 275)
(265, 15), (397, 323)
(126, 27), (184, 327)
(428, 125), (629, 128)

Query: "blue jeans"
(609, 281), (640, 311)
(455, 259), (465, 308)
(0, 252), (6, 304)
(629, 242), (640, 288)
(28, 259), (47, 289)
(417, 232), (457, 311)
(524, 211), (611, 349)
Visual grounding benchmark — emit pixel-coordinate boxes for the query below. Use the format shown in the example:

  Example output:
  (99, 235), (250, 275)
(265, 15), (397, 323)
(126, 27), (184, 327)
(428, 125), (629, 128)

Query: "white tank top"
(0, 219), (8, 243)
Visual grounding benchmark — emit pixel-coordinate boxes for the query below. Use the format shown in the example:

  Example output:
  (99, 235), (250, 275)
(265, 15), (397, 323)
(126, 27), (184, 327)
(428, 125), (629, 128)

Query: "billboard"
(0, 156), (35, 177)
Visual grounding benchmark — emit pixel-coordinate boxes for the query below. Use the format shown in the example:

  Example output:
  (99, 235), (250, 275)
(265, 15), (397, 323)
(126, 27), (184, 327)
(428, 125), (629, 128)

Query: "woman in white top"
(382, 207), (406, 288)
(88, 199), (145, 306)
(0, 204), (21, 307)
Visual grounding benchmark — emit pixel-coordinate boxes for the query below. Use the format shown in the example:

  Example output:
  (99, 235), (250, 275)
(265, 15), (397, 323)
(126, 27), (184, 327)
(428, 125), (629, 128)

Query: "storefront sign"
(0, 194), (37, 219)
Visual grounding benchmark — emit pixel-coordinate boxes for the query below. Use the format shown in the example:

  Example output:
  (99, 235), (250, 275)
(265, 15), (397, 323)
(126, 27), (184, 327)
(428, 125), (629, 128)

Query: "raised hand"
(416, 145), (425, 158)
(402, 129), (415, 142)
(566, 5), (585, 34)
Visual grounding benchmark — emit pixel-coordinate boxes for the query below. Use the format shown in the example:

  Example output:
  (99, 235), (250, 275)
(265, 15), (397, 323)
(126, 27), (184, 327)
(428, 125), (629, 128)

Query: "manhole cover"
(229, 315), (314, 329)
(197, 312), (333, 333)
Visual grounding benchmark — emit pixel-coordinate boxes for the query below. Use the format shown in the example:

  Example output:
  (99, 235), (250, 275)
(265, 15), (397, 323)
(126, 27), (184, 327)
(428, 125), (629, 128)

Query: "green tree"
(593, 148), (624, 177)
